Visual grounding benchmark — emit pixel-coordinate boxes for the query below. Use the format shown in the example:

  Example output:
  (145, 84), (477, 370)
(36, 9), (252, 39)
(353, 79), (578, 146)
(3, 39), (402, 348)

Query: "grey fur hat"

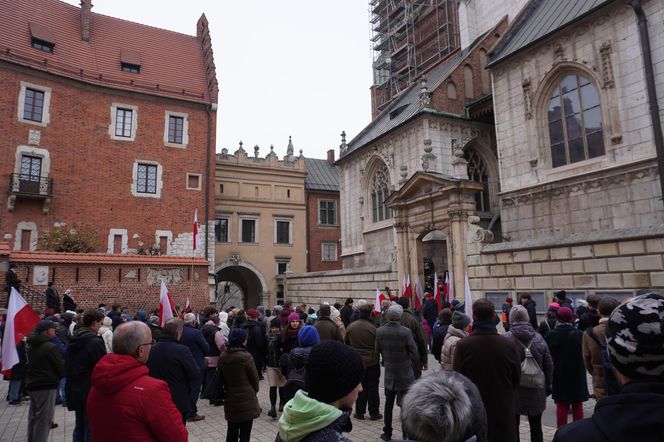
(401, 371), (488, 442)
(386, 304), (403, 321)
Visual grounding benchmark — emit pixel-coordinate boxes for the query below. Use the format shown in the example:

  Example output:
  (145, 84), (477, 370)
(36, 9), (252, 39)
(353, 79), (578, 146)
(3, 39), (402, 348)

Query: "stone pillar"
(395, 220), (410, 294)
(448, 210), (469, 299)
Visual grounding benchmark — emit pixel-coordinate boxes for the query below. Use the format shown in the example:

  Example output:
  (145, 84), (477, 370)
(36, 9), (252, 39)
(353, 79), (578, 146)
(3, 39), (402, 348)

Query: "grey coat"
(375, 321), (417, 392)
(503, 321), (554, 415)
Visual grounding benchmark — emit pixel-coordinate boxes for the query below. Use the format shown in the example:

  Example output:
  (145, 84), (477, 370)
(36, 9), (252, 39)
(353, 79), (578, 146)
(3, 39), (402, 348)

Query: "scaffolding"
(370, 0), (459, 115)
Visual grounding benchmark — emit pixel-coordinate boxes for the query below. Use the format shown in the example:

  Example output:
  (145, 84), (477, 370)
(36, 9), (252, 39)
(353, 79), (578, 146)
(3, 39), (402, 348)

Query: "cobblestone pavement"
(1, 355), (587, 442)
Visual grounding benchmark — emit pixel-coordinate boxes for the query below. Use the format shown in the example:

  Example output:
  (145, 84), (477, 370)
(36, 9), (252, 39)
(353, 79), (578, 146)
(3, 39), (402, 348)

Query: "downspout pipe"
(631, 0), (664, 200)
(205, 104), (213, 261)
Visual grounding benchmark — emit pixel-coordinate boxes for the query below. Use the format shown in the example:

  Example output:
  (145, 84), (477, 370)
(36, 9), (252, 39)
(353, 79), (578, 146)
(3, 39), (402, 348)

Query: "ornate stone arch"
(462, 137), (499, 215)
(363, 155), (393, 224)
(215, 257), (269, 307)
(533, 62), (617, 169)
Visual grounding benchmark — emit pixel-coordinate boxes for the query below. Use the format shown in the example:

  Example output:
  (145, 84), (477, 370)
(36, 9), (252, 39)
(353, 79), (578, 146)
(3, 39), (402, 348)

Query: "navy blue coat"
(180, 323), (209, 371)
(553, 379), (664, 442)
(147, 336), (200, 416)
(422, 299), (438, 331)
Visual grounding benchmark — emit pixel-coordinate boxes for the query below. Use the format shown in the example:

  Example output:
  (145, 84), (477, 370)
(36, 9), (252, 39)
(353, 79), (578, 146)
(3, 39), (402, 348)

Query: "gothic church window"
(547, 74), (604, 167)
(464, 65), (474, 99)
(370, 163), (392, 223)
(464, 148), (490, 213)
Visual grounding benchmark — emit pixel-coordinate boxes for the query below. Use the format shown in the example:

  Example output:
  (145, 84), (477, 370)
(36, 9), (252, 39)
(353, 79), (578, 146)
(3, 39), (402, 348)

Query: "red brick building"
(0, 0), (218, 265)
(304, 151), (341, 272)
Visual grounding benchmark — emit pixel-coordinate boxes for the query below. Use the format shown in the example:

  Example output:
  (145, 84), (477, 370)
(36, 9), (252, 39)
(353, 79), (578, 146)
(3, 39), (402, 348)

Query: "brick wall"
(306, 190), (341, 272)
(1, 63), (215, 261)
(1, 250), (210, 314)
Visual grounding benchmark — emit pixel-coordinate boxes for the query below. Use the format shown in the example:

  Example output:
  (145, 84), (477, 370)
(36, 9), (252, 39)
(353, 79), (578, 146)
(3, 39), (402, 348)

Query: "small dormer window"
(31, 38), (54, 53)
(120, 49), (142, 74)
(121, 63), (140, 74)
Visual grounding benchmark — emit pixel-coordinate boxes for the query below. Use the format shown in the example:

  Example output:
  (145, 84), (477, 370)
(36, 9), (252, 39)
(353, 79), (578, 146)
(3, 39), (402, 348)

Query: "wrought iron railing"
(9, 173), (53, 197)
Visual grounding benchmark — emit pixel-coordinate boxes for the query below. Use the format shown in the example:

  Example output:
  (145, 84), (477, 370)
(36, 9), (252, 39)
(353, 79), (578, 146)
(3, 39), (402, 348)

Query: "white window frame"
(318, 199), (337, 225)
(321, 241), (338, 262)
(14, 221), (38, 251)
(239, 215), (259, 244)
(163, 111), (189, 148)
(215, 216), (230, 243)
(107, 228), (128, 254)
(186, 173), (202, 191)
(12, 146), (51, 196)
(109, 103), (138, 141)
(274, 217), (293, 245)
(17, 81), (52, 127)
(131, 160), (163, 198)
(276, 257), (291, 275)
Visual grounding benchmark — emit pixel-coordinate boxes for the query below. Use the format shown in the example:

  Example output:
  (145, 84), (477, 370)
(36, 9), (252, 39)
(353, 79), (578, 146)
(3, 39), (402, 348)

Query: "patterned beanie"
(305, 340), (365, 404)
(606, 293), (664, 379)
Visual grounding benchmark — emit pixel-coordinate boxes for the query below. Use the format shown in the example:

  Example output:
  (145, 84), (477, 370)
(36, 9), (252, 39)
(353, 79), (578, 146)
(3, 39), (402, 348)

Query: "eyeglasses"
(139, 340), (156, 349)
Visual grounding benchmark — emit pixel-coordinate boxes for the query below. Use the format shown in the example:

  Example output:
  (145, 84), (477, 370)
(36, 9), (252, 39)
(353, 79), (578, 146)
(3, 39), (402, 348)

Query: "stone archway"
(386, 171), (481, 298)
(215, 258), (269, 309)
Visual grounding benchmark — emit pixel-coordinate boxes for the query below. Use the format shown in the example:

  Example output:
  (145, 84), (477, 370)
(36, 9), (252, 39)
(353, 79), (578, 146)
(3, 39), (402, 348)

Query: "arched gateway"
(215, 258), (269, 310)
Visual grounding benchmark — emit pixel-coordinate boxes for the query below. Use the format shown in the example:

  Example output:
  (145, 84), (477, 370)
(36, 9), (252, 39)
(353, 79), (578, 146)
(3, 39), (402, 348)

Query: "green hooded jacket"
(278, 390), (343, 442)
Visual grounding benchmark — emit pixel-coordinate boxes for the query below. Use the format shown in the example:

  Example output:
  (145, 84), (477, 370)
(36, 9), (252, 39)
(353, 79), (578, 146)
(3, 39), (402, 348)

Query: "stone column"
(448, 210), (469, 299)
(394, 220), (410, 294)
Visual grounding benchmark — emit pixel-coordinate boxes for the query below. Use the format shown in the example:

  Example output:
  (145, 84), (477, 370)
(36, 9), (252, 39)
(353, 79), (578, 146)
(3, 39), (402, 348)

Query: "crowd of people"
(1, 288), (663, 442)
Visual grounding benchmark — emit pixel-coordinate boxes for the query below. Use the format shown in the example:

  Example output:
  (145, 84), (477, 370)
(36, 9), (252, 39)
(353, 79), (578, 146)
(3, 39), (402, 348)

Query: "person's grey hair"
(163, 318), (184, 338)
(401, 371), (487, 442)
(356, 300), (368, 308)
(112, 322), (150, 356)
(183, 313), (196, 324)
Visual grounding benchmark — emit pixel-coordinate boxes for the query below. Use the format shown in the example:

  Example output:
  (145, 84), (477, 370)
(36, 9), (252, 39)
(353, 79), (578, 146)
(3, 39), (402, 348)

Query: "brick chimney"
(80, 0), (92, 42)
(327, 149), (335, 165)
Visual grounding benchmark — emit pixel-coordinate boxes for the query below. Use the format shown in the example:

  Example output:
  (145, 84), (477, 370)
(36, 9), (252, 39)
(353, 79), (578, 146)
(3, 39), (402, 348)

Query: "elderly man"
(26, 320), (65, 442)
(87, 321), (187, 442)
(375, 304), (418, 441)
(180, 312), (208, 422)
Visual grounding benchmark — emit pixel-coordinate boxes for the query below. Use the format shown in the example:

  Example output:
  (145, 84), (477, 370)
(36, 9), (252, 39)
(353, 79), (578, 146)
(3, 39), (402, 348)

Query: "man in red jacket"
(86, 321), (187, 442)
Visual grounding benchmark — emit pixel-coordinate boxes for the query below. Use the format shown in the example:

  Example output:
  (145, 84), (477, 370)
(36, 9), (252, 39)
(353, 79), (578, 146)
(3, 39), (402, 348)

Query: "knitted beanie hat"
(606, 293), (664, 379)
(297, 325), (320, 347)
(556, 307), (574, 323)
(270, 317), (281, 329)
(305, 340), (365, 404)
(288, 312), (301, 322)
(246, 308), (260, 319)
(509, 305), (529, 324)
(387, 304), (403, 321)
(451, 311), (471, 330)
(228, 327), (247, 347)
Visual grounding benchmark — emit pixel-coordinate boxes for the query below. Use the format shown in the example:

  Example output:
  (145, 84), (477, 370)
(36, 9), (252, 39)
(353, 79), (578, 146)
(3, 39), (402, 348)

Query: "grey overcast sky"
(62, 0), (374, 160)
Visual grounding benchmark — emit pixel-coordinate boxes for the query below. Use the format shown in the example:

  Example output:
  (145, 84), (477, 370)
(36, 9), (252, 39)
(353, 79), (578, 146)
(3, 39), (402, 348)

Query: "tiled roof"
(304, 158), (339, 192)
(10, 251), (209, 266)
(0, 242), (11, 256)
(341, 31), (496, 161)
(0, 0), (216, 104)
(488, 0), (613, 67)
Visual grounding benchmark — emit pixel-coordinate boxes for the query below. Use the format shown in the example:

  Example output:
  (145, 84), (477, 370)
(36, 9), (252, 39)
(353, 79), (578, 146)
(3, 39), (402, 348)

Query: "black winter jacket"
(65, 327), (106, 411)
(242, 320), (267, 369)
(553, 379), (664, 442)
(26, 333), (65, 390)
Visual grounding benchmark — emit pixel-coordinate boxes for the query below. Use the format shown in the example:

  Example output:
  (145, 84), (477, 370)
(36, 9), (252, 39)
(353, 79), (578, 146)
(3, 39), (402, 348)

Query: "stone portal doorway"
(215, 261), (268, 310)
(420, 230), (448, 293)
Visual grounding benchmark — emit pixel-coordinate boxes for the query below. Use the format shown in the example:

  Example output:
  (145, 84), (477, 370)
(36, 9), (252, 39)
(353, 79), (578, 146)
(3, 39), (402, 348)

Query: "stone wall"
(281, 264), (398, 307)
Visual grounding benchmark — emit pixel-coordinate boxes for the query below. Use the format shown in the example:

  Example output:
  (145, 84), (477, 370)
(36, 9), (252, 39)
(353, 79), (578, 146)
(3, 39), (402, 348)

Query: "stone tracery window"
(464, 148), (490, 213)
(547, 73), (605, 167)
(370, 163), (392, 222)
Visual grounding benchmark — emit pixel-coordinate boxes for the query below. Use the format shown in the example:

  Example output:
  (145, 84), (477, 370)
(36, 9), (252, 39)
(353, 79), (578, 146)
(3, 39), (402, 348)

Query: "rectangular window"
(121, 63), (140, 73)
(115, 108), (133, 138)
(275, 220), (291, 244)
(20, 155), (42, 181)
(31, 38), (53, 52)
(321, 242), (338, 262)
(215, 218), (229, 243)
(241, 219), (256, 243)
(168, 116), (184, 144)
(319, 200), (337, 225)
(23, 88), (45, 122)
(159, 236), (168, 254)
(187, 174), (201, 190)
(277, 262), (288, 274)
(136, 164), (157, 194)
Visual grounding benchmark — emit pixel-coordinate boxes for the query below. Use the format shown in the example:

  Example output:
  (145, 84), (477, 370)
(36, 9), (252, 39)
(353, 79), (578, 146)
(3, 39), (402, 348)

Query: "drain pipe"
(631, 0), (664, 199)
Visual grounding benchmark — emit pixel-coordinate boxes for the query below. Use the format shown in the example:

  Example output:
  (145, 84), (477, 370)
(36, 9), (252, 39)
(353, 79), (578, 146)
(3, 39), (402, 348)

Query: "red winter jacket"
(87, 353), (187, 442)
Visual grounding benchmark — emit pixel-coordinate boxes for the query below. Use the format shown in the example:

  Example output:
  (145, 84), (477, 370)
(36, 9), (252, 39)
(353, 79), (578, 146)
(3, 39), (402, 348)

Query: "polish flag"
(1, 288), (40, 375)
(464, 272), (473, 318)
(413, 278), (423, 310)
(433, 272), (442, 310)
(402, 274), (412, 301)
(193, 209), (199, 252)
(159, 280), (175, 327)
(184, 297), (191, 314)
(374, 288), (388, 313)
(444, 270), (455, 304)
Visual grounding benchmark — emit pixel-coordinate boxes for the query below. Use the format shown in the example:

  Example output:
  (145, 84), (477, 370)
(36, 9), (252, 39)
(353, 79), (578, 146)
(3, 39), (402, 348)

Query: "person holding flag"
(1, 288), (40, 376)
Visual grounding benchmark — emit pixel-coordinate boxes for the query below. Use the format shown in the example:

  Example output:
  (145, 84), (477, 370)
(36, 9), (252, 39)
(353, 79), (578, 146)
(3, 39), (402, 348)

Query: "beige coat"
(582, 318), (609, 400)
(441, 326), (467, 371)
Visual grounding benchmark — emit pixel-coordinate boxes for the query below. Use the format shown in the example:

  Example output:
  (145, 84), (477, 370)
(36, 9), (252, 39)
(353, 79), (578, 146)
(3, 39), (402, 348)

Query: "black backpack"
(282, 353), (307, 403)
(585, 327), (620, 396)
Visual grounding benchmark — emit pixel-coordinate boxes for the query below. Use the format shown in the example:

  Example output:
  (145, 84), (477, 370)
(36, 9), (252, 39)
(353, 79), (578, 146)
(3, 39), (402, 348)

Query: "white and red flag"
(402, 274), (412, 302)
(413, 277), (423, 310)
(433, 272), (442, 310)
(184, 297), (191, 314)
(444, 270), (455, 304)
(1, 288), (40, 376)
(374, 288), (388, 313)
(159, 280), (175, 327)
(464, 272), (473, 318)
(193, 208), (199, 252)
